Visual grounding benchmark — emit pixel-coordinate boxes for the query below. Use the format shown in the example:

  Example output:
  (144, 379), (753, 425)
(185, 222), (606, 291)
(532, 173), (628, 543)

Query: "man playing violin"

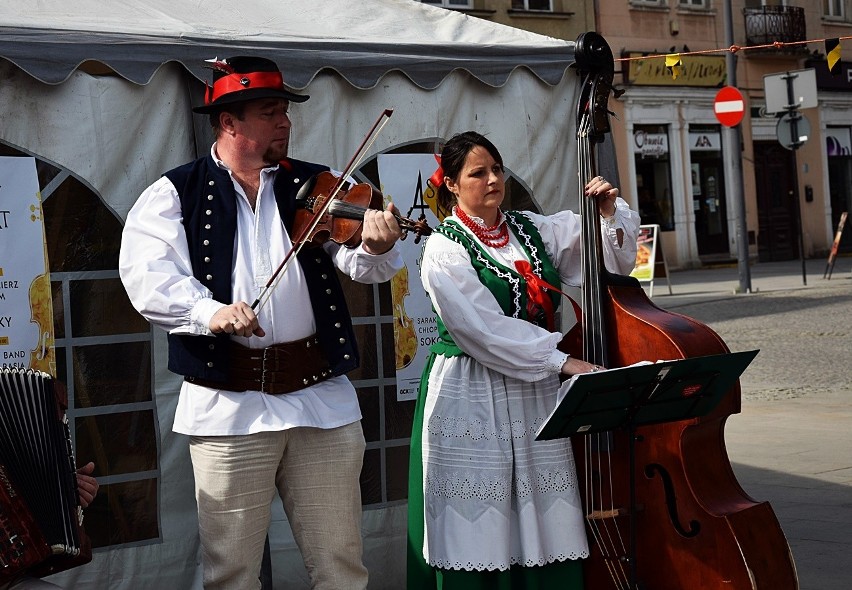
(119, 56), (403, 590)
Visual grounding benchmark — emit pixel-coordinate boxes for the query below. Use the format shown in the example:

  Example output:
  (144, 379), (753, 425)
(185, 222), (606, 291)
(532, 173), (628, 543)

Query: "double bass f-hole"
(644, 464), (701, 538)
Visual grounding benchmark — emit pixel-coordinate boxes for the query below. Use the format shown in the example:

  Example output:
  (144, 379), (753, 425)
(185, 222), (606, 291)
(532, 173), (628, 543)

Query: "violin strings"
(325, 200), (415, 231)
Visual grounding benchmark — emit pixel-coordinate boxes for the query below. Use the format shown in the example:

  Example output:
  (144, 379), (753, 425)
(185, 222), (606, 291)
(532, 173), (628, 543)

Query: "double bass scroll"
(564, 31), (798, 590)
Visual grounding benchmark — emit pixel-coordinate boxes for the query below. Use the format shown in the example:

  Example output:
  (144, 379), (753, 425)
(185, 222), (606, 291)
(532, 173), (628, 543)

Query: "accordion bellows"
(0, 368), (91, 583)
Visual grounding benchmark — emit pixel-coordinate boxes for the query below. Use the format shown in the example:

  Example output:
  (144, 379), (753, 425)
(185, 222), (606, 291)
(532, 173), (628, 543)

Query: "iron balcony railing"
(743, 5), (806, 47)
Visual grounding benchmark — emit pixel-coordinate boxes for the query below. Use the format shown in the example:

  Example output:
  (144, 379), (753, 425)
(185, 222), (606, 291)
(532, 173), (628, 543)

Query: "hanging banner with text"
(377, 154), (443, 402)
(0, 156), (55, 375)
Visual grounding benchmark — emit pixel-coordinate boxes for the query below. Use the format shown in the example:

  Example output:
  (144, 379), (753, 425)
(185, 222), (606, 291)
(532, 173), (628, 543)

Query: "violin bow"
(250, 108), (394, 313)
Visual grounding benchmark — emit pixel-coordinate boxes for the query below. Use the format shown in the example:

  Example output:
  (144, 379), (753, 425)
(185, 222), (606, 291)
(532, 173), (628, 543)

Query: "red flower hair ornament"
(428, 154), (444, 188)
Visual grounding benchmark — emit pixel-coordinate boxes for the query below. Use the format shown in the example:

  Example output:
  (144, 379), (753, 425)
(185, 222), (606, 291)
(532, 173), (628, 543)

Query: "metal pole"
(784, 73), (808, 285)
(723, 0), (751, 293)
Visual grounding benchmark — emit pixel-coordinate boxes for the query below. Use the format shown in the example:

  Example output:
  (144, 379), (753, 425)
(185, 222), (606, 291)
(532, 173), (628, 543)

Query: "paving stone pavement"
(646, 257), (852, 590)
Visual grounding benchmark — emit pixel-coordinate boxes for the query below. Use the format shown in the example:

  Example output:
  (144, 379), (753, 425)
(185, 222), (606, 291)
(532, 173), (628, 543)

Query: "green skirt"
(406, 354), (584, 590)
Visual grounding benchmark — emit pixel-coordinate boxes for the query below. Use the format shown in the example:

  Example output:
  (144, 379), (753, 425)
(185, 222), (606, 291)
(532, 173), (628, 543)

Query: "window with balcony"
(743, 5), (806, 46)
(744, 0), (792, 6)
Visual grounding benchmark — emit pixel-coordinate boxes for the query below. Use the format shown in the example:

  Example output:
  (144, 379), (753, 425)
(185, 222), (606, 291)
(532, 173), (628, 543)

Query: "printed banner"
(377, 154), (442, 402)
(624, 52), (727, 87)
(630, 224), (658, 282)
(0, 156), (55, 375)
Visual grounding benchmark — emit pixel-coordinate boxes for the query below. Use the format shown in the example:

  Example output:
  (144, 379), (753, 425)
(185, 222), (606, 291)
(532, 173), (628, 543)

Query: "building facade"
(599, 0), (852, 268)
(420, 0), (596, 40)
(425, 0), (852, 268)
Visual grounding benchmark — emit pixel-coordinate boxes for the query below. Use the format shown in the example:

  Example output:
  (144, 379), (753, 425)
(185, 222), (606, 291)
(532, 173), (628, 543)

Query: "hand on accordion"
(75, 462), (99, 508)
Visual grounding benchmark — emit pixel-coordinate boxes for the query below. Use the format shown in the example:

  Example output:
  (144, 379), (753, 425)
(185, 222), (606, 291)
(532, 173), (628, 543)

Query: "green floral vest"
(429, 211), (562, 357)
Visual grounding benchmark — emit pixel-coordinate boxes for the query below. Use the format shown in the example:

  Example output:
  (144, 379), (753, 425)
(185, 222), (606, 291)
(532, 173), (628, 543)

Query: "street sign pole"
(723, 0), (751, 294)
(783, 71), (808, 286)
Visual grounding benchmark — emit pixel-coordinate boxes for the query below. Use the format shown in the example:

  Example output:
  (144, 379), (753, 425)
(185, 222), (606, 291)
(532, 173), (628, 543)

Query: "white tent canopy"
(0, 2), (599, 588)
(0, 0), (575, 89)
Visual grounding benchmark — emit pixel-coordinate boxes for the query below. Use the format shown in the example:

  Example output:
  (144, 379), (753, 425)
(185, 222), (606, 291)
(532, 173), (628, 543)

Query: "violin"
(251, 108), (431, 313)
(294, 170), (432, 248)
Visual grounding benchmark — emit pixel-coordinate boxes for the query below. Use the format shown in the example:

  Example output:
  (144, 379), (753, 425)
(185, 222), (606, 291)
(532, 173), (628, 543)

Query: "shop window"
(0, 142), (159, 549)
(826, 127), (852, 253)
(633, 126), (675, 231)
(689, 125), (730, 256)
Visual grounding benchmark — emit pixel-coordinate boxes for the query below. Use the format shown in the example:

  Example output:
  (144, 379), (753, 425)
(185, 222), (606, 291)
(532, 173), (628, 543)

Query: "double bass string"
(577, 93), (630, 589)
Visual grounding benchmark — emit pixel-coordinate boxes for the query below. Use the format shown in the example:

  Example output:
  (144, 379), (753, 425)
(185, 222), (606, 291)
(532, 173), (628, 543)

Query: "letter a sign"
(714, 86), (745, 127)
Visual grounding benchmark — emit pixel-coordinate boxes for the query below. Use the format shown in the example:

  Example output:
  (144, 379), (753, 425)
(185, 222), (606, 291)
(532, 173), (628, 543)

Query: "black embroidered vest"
(163, 155), (359, 382)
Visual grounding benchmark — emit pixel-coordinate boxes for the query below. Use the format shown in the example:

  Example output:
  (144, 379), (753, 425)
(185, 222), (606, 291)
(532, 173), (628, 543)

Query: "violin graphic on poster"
(391, 264), (416, 369)
(0, 158), (56, 377)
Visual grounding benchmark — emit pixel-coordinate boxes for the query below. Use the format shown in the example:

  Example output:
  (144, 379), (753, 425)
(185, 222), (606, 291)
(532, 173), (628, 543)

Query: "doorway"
(827, 147), (852, 254)
(691, 156), (729, 256)
(753, 141), (799, 261)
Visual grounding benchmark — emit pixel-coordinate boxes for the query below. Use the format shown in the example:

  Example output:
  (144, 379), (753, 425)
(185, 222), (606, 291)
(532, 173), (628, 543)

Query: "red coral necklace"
(454, 206), (510, 248)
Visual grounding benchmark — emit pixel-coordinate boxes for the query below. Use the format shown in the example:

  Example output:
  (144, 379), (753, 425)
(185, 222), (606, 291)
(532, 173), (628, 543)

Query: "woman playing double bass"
(406, 131), (640, 589)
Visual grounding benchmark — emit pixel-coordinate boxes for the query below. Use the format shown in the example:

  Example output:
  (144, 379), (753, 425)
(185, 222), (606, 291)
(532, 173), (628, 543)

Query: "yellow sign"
(625, 53), (727, 87)
(0, 157), (55, 375)
(631, 225), (658, 281)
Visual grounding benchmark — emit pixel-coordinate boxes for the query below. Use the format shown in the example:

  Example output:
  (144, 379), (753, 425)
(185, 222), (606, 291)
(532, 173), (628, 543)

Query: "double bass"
(562, 33), (798, 589)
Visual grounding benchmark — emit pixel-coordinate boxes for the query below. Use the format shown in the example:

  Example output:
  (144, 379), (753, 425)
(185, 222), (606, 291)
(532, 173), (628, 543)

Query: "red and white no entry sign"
(714, 86), (745, 127)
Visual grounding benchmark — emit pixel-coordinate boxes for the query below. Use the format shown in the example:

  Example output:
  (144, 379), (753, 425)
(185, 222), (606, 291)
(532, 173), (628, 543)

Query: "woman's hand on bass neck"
(584, 175), (618, 218)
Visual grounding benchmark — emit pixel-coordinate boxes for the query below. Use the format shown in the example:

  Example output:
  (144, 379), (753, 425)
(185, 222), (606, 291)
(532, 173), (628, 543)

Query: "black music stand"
(535, 350), (759, 588)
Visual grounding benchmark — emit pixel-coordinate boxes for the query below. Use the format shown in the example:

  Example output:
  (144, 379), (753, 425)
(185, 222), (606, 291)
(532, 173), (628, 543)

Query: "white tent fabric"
(0, 0), (575, 89)
(0, 1), (588, 588)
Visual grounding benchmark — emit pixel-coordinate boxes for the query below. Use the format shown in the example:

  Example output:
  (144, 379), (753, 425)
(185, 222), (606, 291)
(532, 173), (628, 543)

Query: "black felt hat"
(193, 56), (309, 114)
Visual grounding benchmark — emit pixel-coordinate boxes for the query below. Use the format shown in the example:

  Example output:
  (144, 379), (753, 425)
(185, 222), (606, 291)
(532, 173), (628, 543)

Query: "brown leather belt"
(185, 336), (333, 394)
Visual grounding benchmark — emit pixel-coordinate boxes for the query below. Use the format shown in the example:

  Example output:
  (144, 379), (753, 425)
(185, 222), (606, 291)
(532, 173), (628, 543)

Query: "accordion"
(0, 368), (91, 584)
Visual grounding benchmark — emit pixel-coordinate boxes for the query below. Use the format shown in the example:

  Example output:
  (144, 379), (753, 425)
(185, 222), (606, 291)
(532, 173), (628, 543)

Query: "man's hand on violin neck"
(361, 203), (403, 255)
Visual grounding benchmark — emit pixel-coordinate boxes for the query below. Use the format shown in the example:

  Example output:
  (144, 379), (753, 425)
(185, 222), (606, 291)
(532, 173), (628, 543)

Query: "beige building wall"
(435, 0), (852, 268)
(460, 0), (596, 41)
(597, 0), (852, 268)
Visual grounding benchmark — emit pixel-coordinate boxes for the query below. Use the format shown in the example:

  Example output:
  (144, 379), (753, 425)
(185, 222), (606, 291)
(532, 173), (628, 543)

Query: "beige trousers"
(189, 422), (368, 590)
